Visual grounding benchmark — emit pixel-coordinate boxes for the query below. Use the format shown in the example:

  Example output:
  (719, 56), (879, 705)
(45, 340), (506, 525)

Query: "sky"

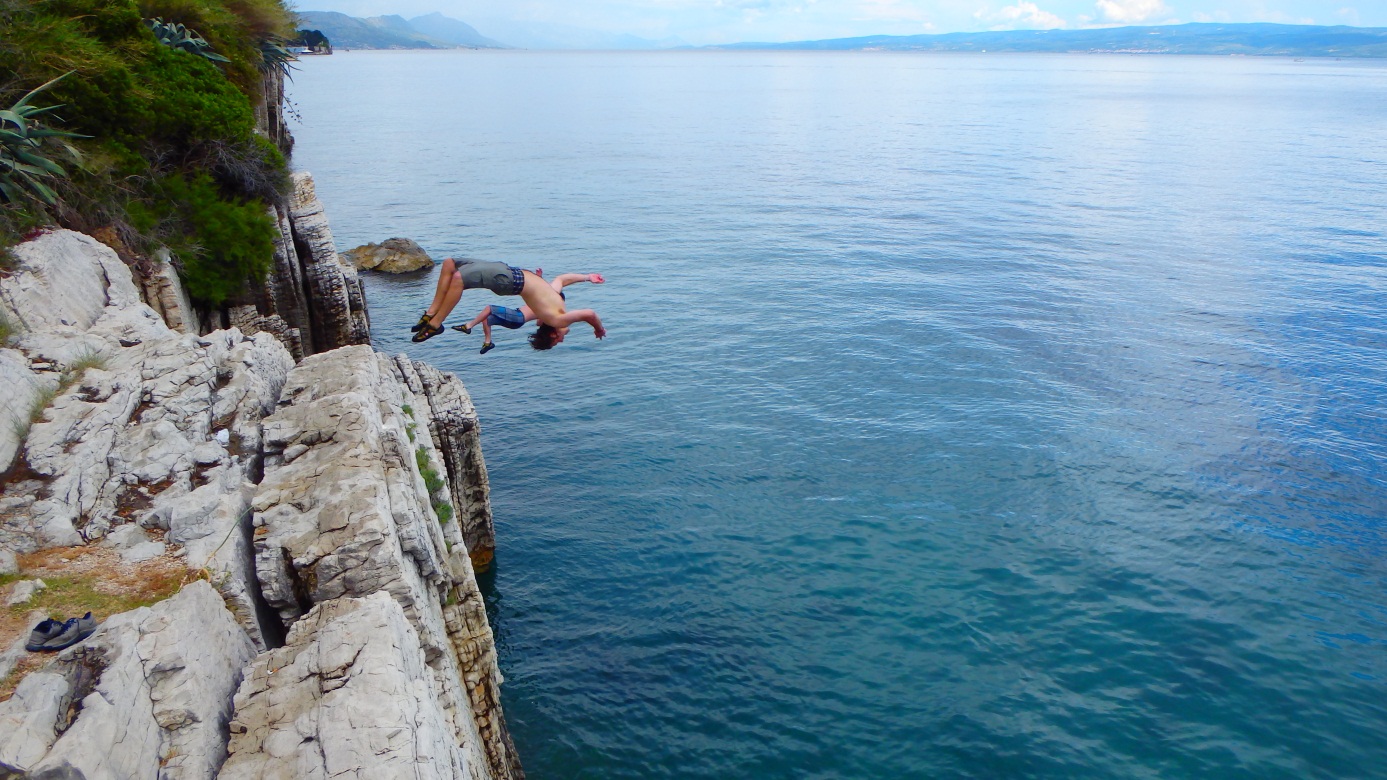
(299, 0), (1387, 46)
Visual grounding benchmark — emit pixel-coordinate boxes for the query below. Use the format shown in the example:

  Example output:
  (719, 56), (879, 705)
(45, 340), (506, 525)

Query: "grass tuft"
(1, 545), (188, 700)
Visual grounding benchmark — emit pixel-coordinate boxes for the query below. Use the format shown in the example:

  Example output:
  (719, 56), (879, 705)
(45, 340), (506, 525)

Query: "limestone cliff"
(0, 231), (521, 779)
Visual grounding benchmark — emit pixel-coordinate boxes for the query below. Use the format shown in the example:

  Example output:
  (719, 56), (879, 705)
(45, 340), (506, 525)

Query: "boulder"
(5, 579), (46, 606)
(343, 238), (435, 274)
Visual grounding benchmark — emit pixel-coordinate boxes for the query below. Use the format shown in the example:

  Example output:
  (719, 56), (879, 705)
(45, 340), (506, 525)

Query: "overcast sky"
(298, 0), (1386, 46)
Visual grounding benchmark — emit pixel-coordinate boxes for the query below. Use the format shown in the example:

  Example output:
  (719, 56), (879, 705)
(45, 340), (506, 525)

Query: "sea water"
(288, 51), (1387, 779)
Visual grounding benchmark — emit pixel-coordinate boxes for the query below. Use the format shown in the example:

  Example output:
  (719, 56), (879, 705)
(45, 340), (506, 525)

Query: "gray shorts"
(456, 260), (525, 296)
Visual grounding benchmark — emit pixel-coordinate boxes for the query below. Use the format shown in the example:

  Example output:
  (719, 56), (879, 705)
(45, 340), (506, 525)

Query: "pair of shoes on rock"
(410, 312), (434, 333)
(25, 613), (98, 652)
(411, 322), (445, 343)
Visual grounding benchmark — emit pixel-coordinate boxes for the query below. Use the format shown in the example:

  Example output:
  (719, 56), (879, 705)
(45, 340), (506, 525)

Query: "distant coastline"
(293, 15), (1387, 57)
(709, 22), (1387, 58)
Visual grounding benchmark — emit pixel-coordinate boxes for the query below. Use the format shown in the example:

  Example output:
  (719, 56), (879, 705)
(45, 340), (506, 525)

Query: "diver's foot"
(452, 324), (472, 334)
(412, 323), (445, 343)
(410, 312), (435, 333)
(479, 342), (495, 354)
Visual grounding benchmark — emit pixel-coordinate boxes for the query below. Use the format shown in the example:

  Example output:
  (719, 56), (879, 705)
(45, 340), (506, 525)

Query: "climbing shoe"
(412, 323), (445, 343)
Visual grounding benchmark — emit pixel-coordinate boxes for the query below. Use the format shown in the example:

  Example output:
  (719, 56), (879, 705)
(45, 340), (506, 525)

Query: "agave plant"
(258, 36), (298, 79)
(145, 18), (232, 63)
(0, 73), (86, 206)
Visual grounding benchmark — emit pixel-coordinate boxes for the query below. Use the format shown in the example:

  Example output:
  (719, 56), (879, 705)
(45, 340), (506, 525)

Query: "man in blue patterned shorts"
(450, 271), (605, 353)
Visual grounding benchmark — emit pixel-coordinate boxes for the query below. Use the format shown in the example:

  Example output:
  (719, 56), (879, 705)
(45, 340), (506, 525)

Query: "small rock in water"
(342, 238), (434, 274)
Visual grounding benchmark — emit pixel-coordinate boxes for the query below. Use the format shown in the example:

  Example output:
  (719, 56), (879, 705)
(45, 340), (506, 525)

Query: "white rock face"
(0, 547), (17, 575)
(220, 593), (485, 780)
(0, 230), (294, 647)
(0, 581), (256, 779)
(0, 230), (137, 335)
(0, 348), (56, 471)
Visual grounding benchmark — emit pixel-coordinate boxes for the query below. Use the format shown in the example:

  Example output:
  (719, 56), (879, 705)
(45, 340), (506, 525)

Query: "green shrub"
(65, 347), (108, 375)
(128, 171), (274, 305)
(414, 446), (446, 494)
(133, 43), (254, 147)
(434, 501), (453, 525)
(0, 0), (292, 299)
(39, 0), (146, 41)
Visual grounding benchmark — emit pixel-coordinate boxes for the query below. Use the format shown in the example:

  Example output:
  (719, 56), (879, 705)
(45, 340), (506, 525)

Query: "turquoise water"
(288, 51), (1387, 779)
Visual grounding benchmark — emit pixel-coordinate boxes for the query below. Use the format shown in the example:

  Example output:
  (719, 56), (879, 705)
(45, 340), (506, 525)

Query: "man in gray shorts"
(450, 271), (605, 354)
(411, 258), (606, 349)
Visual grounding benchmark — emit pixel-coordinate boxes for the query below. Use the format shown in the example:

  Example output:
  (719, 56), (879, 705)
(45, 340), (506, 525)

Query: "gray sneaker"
(24, 618), (65, 652)
(40, 612), (98, 651)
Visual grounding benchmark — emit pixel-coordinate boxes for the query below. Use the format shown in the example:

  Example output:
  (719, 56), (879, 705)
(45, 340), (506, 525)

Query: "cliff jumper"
(411, 258), (607, 350)
(451, 272), (606, 354)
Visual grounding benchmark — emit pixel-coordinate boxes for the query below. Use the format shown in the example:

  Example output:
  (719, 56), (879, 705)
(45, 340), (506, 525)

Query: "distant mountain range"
(294, 11), (683, 50)
(714, 23), (1387, 58)
(295, 11), (507, 49)
(293, 15), (1387, 57)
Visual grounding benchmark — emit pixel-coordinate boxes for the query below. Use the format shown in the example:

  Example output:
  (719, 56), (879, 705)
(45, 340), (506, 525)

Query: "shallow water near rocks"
(289, 51), (1387, 779)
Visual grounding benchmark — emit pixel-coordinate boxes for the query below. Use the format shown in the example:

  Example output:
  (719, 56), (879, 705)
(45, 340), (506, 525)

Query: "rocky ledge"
(0, 231), (520, 779)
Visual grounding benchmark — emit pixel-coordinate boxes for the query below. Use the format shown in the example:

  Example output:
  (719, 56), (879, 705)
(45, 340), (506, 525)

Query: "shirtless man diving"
(410, 258), (606, 350)
(450, 271), (605, 354)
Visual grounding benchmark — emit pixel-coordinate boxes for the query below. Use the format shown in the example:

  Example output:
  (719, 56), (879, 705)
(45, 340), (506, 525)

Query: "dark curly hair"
(528, 324), (561, 350)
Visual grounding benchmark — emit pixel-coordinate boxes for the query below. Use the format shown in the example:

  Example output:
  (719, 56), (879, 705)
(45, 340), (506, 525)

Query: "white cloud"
(1095, 0), (1170, 24)
(976, 1), (1067, 29)
(1337, 7), (1361, 26)
(848, 0), (933, 24)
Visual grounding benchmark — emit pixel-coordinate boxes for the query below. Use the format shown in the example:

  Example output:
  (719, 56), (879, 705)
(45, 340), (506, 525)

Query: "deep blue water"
(288, 51), (1387, 779)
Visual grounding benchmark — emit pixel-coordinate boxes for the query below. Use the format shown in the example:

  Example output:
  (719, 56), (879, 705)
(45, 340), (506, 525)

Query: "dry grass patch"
(0, 544), (191, 701)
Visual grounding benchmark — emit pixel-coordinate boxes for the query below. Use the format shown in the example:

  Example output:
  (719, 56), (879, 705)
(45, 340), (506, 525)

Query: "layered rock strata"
(283, 173), (371, 354)
(403, 360), (496, 569)
(219, 593), (487, 780)
(248, 345), (518, 779)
